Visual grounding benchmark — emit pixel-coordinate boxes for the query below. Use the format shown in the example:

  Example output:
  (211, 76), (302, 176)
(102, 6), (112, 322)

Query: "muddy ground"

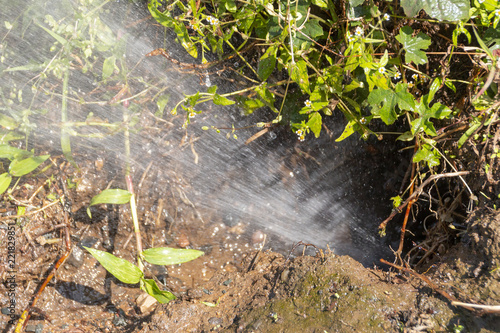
(1, 121), (499, 333)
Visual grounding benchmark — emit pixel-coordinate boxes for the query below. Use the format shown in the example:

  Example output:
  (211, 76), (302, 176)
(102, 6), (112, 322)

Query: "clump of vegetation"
(146, 0), (500, 262)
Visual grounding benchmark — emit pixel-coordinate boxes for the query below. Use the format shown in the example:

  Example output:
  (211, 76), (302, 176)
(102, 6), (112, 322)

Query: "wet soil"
(1, 128), (500, 333)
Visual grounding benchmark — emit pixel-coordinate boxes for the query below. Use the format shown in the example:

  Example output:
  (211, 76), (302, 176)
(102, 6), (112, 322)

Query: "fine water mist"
(0, 0), (398, 266)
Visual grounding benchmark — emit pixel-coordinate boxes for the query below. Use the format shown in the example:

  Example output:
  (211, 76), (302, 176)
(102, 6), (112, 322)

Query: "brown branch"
(380, 259), (477, 313)
(379, 171), (470, 230)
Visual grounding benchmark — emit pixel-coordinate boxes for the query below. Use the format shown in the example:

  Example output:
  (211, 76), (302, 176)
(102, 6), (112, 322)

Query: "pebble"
(176, 232), (190, 248)
(208, 317), (223, 325)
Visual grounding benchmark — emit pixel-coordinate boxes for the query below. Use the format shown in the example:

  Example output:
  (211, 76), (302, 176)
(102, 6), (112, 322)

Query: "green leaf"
(311, 0), (328, 8)
(37, 23), (67, 46)
(84, 247), (143, 284)
(289, 59), (310, 93)
(102, 56), (117, 80)
(156, 94), (170, 117)
(0, 129), (24, 144)
(425, 77), (442, 105)
(391, 195), (402, 208)
(458, 120), (482, 148)
(148, 2), (173, 28)
(187, 92), (201, 107)
(0, 172), (12, 195)
(89, 189), (132, 207)
(295, 19), (324, 48)
(207, 85), (217, 95)
(401, 0), (470, 21)
(411, 100), (452, 136)
(0, 144), (30, 159)
(213, 94), (235, 106)
(141, 279), (176, 304)
(257, 45), (277, 81)
(0, 113), (19, 130)
(335, 120), (356, 142)
(395, 26), (431, 65)
(9, 155), (50, 177)
(142, 247), (203, 266)
(235, 95), (266, 115)
(174, 22), (197, 58)
(413, 144), (440, 167)
(367, 83), (415, 125)
(224, 0), (237, 12)
(306, 112), (322, 138)
(349, 0), (365, 7)
(255, 83), (276, 108)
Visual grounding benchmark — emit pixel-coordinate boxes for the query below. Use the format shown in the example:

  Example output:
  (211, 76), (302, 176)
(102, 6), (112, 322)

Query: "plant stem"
(123, 108), (143, 272)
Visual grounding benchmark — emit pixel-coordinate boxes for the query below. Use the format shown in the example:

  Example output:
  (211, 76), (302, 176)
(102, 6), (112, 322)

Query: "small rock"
(136, 293), (158, 314)
(176, 232), (190, 248)
(208, 317), (223, 325)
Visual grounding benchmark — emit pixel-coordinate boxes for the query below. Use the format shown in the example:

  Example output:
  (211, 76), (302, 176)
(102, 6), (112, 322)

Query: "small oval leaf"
(213, 93), (235, 106)
(84, 247), (143, 284)
(141, 278), (176, 304)
(142, 247), (203, 265)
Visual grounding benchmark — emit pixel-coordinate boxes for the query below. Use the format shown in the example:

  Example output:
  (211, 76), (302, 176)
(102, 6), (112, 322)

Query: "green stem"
(123, 108), (143, 272)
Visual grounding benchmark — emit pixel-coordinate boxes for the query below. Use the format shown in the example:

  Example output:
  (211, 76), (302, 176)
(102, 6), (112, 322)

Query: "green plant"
(0, 144), (50, 195)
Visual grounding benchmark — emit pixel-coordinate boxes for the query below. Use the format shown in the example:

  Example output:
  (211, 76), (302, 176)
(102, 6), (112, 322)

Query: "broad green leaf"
(89, 189), (132, 207)
(148, 2), (173, 28)
(336, 120), (356, 142)
(257, 45), (277, 81)
(411, 100), (452, 136)
(84, 247), (143, 284)
(312, 0), (328, 7)
(174, 22), (197, 58)
(397, 131), (415, 141)
(235, 95), (266, 115)
(396, 26), (431, 65)
(224, 0), (237, 12)
(307, 112), (322, 138)
(289, 59), (310, 93)
(0, 144), (30, 159)
(142, 247), (203, 265)
(413, 144), (440, 167)
(207, 85), (217, 95)
(255, 84), (276, 108)
(9, 155), (49, 177)
(349, 0), (365, 7)
(213, 94), (235, 106)
(102, 56), (117, 80)
(0, 129), (24, 144)
(156, 94), (170, 117)
(367, 83), (415, 125)
(401, 0), (469, 21)
(0, 114), (19, 130)
(0, 172), (12, 195)
(141, 279), (176, 304)
(187, 92), (201, 107)
(295, 19), (324, 48)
